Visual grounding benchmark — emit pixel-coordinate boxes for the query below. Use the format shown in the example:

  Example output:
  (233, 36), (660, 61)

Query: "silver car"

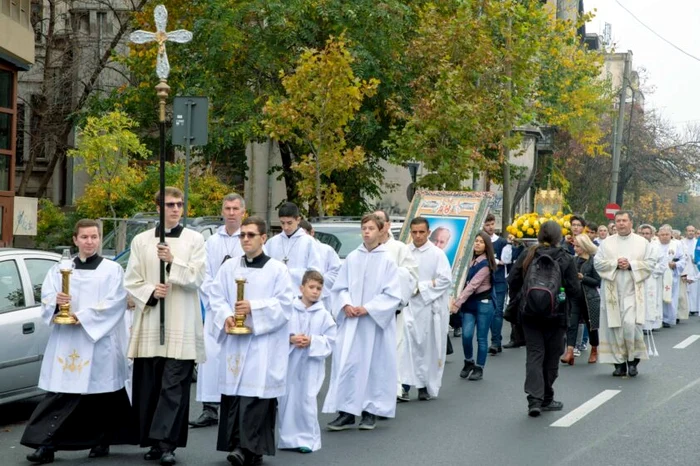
(0, 249), (60, 404)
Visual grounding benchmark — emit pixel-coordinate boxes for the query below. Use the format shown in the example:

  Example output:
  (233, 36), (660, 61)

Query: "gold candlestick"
(54, 250), (77, 325)
(227, 278), (252, 335)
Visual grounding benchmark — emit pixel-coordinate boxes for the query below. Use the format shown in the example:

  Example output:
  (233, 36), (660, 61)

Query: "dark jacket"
(492, 236), (508, 285)
(574, 255), (601, 330)
(507, 245), (581, 328)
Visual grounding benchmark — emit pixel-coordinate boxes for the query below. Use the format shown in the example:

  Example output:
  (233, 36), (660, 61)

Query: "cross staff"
(130, 5), (192, 345)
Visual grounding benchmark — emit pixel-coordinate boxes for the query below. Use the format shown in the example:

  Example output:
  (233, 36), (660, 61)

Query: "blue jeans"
(490, 283), (507, 347)
(462, 300), (496, 367)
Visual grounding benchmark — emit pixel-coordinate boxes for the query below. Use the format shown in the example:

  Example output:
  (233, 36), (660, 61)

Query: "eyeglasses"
(240, 232), (262, 239)
(165, 202), (184, 209)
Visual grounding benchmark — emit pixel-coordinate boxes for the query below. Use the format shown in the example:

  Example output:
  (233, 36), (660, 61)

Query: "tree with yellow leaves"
(263, 35), (379, 216)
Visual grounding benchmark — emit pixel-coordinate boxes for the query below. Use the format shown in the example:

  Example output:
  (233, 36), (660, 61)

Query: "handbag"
(503, 292), (521, 324)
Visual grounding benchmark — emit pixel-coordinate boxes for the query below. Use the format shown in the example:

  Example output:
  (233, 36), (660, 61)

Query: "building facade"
(1, 0), (35, 246)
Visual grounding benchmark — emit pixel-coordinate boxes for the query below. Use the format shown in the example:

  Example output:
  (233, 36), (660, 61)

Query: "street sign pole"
(183, 100), (194, 227)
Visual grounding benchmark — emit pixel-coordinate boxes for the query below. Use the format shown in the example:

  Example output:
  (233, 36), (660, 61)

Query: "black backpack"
(521, 253), (563, 318)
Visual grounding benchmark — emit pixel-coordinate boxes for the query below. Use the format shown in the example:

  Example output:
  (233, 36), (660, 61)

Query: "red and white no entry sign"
(605, 203), (620, 220)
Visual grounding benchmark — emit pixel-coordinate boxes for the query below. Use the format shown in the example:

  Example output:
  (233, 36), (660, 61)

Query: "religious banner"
(398, 190), (494, 298)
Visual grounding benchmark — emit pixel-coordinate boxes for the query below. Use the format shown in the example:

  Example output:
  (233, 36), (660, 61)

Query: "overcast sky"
(585, 0), (700, 131)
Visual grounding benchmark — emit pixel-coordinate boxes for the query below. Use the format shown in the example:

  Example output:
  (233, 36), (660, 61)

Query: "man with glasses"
(190, 194), (246, 428)
(125, 187), (207, 465)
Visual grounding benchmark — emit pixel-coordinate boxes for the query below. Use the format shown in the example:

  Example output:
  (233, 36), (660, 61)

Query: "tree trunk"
(279, 142), (297, 202)
(315, 149), (324, 217)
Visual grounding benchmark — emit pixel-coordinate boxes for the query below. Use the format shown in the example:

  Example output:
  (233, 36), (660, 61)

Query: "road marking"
(674, 335), (700, 349)
(550, 389), (620, 428)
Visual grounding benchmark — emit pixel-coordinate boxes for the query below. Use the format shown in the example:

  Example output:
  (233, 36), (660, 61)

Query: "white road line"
(673, 335), (700, 349)
(550, 389), (621, 428)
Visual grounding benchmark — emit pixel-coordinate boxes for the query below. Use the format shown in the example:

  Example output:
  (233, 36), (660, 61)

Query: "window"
(0, 70), (11, 108)
(0, 260), (25, 312)
(25, 258), (57, 304)
(0, 113), (10, 151)
(0, 156), (9, 191)
(15, 103), (24, 165)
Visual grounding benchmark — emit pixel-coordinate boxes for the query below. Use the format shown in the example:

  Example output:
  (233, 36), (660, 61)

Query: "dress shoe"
(588, 346), (598, 364)
(160, 450), (176, 465)
(628, 358), (640, 377)
(189, 409), (218, 427)
(541, 400), (563, 411)
(247, 454), (263, 466)
(612, 364), (627, 377)
(26, 446), (55, 464)
(144, 446), (163, 461)
(528, 405), (541, 417)
(460, 360), (475, 379)
(418, 388), (431, 401)
(327, 412), (356, 431)
(88, 444), (110, 458)
(227, 448), (245, 466)
(503, 341), (524, 349)
(560, 346), (575, 365)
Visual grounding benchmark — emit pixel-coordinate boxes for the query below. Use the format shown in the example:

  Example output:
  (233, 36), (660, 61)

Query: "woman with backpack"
(507, 221), (581, 417)
(561, 234), (602, 365)
(450, 231), (497, 381)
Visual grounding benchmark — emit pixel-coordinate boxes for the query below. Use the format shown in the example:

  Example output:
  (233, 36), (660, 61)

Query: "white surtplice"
(315, 240), (341, 311)
(322, 243), (403, 418)
(277, 298), (336, 452)
(398, 241), (452, 397)
(643, 240), (663, 331)
(39, 257), (128, 394)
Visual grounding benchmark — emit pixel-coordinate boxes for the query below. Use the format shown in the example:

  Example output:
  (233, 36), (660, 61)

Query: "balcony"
(0, 0), (35, 69)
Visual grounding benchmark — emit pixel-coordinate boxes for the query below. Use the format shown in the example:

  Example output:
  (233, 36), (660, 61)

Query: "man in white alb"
(300, 219), (341, 312)
(680, 226), (699, 317)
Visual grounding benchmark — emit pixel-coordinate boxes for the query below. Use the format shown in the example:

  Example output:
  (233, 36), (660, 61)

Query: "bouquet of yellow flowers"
(505, 212), (572, 239)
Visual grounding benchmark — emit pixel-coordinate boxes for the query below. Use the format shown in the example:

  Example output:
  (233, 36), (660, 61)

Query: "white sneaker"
(573, 348), (581, 357)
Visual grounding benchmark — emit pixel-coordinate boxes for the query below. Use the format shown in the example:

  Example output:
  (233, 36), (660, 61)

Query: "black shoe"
(247, 453), (263, 466)
(189, 406), (219, 427)
(677, 318), (680, 324)
(541, 400), (564, 411)
(26, 447), (55, 464)
(662, 322), (671, 328)
(467, 366), (483, 381)
(88, 444), (110, 458)
(226, 448), (245, 466)
(453, 328), (462, 338)
(528, 405), (542, 417)
(397, 389), (410, 402)
(628, 358), (640, 377)
(418, 388), (431, 401)
(460, 360), (475, 378)
(612, 364), (627, 377)
(160, 450), (176, 465)
(358, 411), (377, 430)
(144, 447), (163, 461)
(327, 412), (355, 431)
(503, 341), (524, 349)
(488, 345), (501, 355)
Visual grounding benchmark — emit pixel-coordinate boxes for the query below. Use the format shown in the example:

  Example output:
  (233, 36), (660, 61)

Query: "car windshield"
(312, 226), (363, 259)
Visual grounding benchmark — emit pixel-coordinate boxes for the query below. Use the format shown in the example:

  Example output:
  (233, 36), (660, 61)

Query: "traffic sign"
(605, 203), (620, 220)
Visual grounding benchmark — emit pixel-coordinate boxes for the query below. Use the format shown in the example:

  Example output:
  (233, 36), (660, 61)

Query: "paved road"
(3, 320), (700, 466)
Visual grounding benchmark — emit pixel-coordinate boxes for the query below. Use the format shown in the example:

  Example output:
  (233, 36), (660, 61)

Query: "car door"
(22, 257), (58, 379)
(0, 258), (38, 394)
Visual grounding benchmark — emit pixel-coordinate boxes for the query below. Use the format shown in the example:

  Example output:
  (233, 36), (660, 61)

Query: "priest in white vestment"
(595, 211), (654, 377)
(399, 217), (453, 400)
(277, 271), (337, 453)
(639, 225), (663, 332)
(264, 202), (322, 289)
(681, 226), (699, 316)
(373, 210), (419, 400)
(209, 216), (293, 466)
(125, 187), (206, 463)
(323, 214), (403, 431)
(191, 193), (246, 428)
(22, 220), (134, 463)
(654, 226), (686, 327)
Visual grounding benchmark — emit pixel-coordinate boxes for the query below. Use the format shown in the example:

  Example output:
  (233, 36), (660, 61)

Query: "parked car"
(0, 249), (61, 405)
(311, 218), (404, 259)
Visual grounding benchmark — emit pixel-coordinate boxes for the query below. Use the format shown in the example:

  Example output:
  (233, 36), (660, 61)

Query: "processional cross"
(129, 5), (192, 345)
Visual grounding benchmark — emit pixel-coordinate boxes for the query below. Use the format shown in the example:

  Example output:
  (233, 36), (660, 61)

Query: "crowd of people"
(18, 187), (700, 465)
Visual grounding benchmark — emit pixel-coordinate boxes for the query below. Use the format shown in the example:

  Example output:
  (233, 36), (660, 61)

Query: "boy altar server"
(264, 202), (322, 289)
(22, 219), (133, 463)
(323, 214), (403, 431)
(278, 270), (337, 453)
(209, 216), (294, 466)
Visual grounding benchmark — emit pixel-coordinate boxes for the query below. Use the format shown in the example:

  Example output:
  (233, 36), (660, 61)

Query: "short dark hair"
(484, 213), (496, 224)
(278, 202), (300, 218)
(299, 219), (313, 232)
(73, 219), (100, 237)
(154, 186), (183, 205)
(361, 213), (385, 231)
(373, 210), (390, 223)
(586, 221), (598, 232)
(410, 217), (430, 229)
(241, 216), (267, 235)
(615, 210), (634, 222)
(302, 270), (324, 286)
(570, 215), (586, 227)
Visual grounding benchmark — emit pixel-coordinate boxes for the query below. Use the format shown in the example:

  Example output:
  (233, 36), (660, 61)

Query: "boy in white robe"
(300, 219), (341, 312)
(22, 219), (134, 463)
(209, 216), (293, 466)
(125, 187), (206, 465)
(190, 193), (246, 428)
(323, 214), (403, 431)
(278, 270), (337, 453)
(399, 217), (453, 401)
(264, 202), (322, 289)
